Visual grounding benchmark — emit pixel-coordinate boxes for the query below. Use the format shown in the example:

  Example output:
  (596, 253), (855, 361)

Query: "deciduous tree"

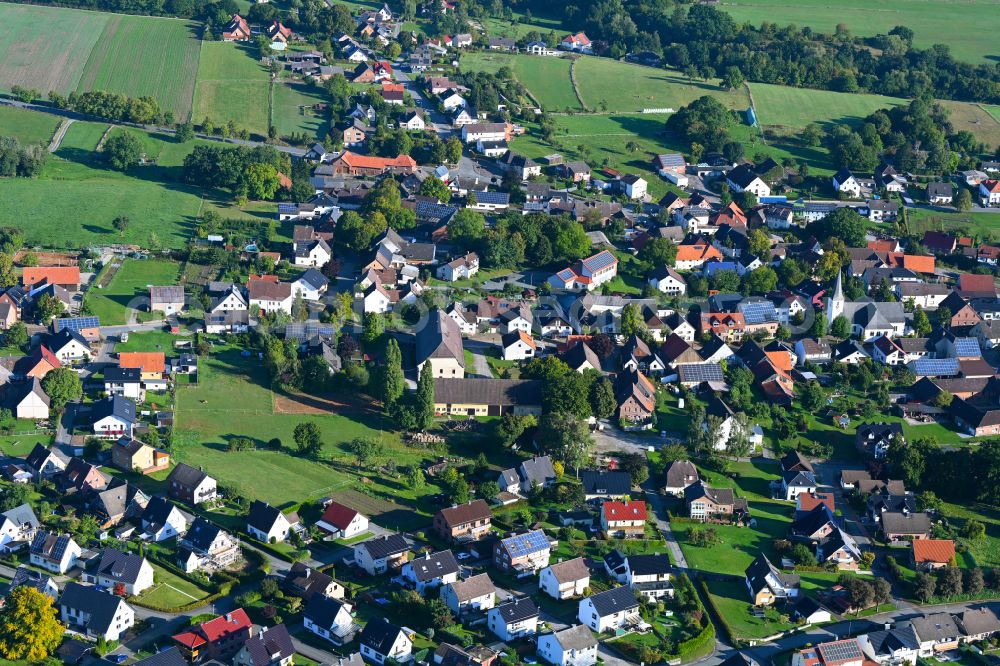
(0, 586), (64, 661)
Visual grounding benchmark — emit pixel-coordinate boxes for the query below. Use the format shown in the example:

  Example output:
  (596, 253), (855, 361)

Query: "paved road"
(48, 118), (74, 153)
(464, 338), (494, 377)
(392, 65), (453, 135)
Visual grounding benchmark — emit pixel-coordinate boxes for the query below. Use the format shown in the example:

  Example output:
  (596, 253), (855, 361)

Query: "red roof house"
(222, 14), (251, 41)
(173, 609), (252, 661)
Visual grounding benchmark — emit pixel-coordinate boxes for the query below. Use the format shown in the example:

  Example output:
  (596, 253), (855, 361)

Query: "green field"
(133, 563), (213, 608)
(987, 106), (1000, 123)
(0, 107), (60, 145)
(0, 3), (108, 95)
(76, 14), (202, 119)
(907, 208), (1000, 240)
(720, 0), (1000, 64)
(272, 81), (330, 141)
(460, 52), (581, 111)
(750, 83), (903, 130)
(83, 259), (182, 326)
(574, 56), (750, 113)
(193, 42), (271, 135)
(174, 344), (433, 508)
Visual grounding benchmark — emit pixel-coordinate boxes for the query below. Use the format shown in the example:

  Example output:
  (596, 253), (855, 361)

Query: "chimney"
(225, 613), (232, 622)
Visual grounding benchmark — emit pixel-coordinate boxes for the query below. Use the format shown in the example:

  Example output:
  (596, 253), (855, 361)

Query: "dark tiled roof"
(588, 586), (639, 616)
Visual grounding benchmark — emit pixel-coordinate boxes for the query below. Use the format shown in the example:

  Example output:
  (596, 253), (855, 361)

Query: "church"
(827, 272), (907, 341)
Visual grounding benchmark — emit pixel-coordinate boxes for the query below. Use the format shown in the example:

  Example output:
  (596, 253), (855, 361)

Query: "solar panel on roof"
(677, 363), (724, 382)
(476, 191), (510, 204)
(583, 251), (616, 272)
(912, 358), (960, 376)
(54, 317), (99, 333)
(954, 338), (981, 356)
(817, 641), (863, 663)
(505, 530), (547, 556)
(739, 301), (777, 325)
(278, 204), (298, 213)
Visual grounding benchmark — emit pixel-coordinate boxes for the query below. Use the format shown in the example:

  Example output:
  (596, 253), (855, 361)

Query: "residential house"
(833, 168), (863, 197)
(0, 504), (38, 551)
(792, 639), (865, 666)
(745, 554), (799, 606)
(295, 238), (332, 268)
(548, 250), (619, 291)
(436, 253), (479, 282)
(621, 174), (647, 200)
(815, 528), (862, 570)
(16, 344), (60, 380)
(178, 517), (241, 573)
(502, 330), (537, 361)
(648, 266), (687, 295)
(48, 329), (90, 364)
(222, 13), (251, 40)
(441, 573), (496, 615)
(247, 500), (294, 543)
(140, 496), (188, 542)
(979, 180), (1000, 206)
(881, 512), (932, 540)
(111, 436), (169, 475)
(166, 463), (217, 505)
(105, 367), (143, 401)
(416, 310), (465, 378)
(580, 471), (631, 501)
(855, 422), (903, 459)
(927, 183), (954, 204)
(359, 619), (412, 665)
(82, 548), (154, 595)
(578, 586), (640, 633)
(956, 608), (1000, 643)
(911, 613), (963, 656)
(90, 395), (135, 440)
(353, 534), (409, 575)
(780, 470), (818, 501)
(494, 530), (551, 575)
(537, 625), (598, 666)
(9, 566), (58, 600)
(539, 558), (590, 600)
(30, 531), (80, 573)
(614, 369), (656, 424)
(283, 561), (344, 601)
(61, 457), (109, 494)
(248, 278), (293, 315)
(233, 624), (295, 666)
(332, 152), (416, 176)
(172, 609), (253, 662)
(401, 550), (459, 593)
(304, 596), (358, 646)
(600, 500), (647, 538)
(625, 554), (673, 601)
(316, 501), (369, 539)
(685, 481), (748, 522)
(461, 122), (512, 144)
(59, 583), (134, 641)
(22, 266), (80, 290)
(560, 32), (592, 53)
(433, 500), (492, 543)
(489, 598), (540, 641)
(727, 164), (771, 198)
(663, 460), (699, 496)
(149, 286), (184, 316)
(499, 456), (556, 494)
(861, 625), (921, 665)
(1, 378), (49, 419)
(912, 539), (956, 571)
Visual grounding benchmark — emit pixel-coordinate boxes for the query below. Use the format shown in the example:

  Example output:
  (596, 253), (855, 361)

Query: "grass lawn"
(115, 330), (188, 353)
(0, 107), (60, 145)
(56, 119), (110, 153)
(719, 0), (1000, 64)
(83, 258), (182, 326)
(0, 421), (54, 458)
(907, 207), (1000, 241)
(460, 52), (580, 111)
(76, 14), (202, 120)
(574, 57), (750, 113)
(0, 3), (109, 95)
(750, 83), (904, 131)
(193, 42), (271, 136)
(0, 156), (203, 249)
(133, 563), (212, 607)
(272, 80), (330, 141)
(705, 578), (799, 639)
(173, 344), (439, 511)
(937, 100), (1000, 149)
(939, 501), (1000, 569)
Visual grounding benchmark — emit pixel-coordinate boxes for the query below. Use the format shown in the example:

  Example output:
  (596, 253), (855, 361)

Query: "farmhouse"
(150, 286), (184, 315)
(222, 13), (251, 40)
(332, 151), (417, 176)
(416, 310), (466, 378)
(22, 266), (80, 290)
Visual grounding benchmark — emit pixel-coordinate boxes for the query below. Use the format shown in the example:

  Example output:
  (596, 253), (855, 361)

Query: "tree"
(362, 312), (385, 343)
(964, 519), (987, 541)
(743, 266), (778, 294)
(831, 315), (851, 339)
(176, 121), (195, 143)
(104, 131), (142, 171)
(3, 322), (27, 350)
(937, 567), (964, 597)
(379, 338), (405, 407)
(618, 452), (649, 485)
(243, 163), (281, 200)
(748, 228), (770, 258)
(539, 411), (592, 477)
(0, 586), (64, 661)
(589, 378), (617, 419)
(913, 306), (932, 336)
(914, 572), (936, 602)
(0, 253), (15, 288)
(419, 175), (451, 202)
(0, 484), (31, 512)
(35, 294), (64, 324)
(638, 237), (677, 267)
(40, 368), (82, 411)
(448, 209), (486, 250)
(112, 215), (130, 236)
(816, 207), (867, 246)
(347, 437), (383, 467)
(479, 480), (500, 500)
(494, 412), (533, 446)
(620, 303), (646, 337)
(721, 65), (745, 90)
(965, 567), (985, 594)
(955, 188), (973, 212)
(872, 578), (892, 610)
(293, 422), (323, 457)
(415, 363), (435, 430)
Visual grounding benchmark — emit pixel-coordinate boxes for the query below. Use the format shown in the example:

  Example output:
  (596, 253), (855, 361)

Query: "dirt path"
(272, 391), (377, 416)
(48, 118), (74, 153)
(568, 58), (589, 111)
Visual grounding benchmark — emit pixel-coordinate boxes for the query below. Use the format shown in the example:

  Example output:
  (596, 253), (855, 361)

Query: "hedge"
(676, 622), (716, 662)
(699, 579), (737, 645)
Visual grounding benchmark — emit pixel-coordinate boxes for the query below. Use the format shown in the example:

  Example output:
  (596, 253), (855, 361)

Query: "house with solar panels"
(547, 250), (618, 292)
(468, 190), (511, 212)
(53, 316), (101, 342)
(30, 530), (81, 573)
(494, 529), (551, 575)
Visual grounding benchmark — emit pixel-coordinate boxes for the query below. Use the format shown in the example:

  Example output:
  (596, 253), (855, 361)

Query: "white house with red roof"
(560, 32), (593, 53)
(600, 500), (647, 537)
(222, 14), (251, 41)
(979, 179), (1000, 206)
(548, 250), (618, 291)
(316, 501), (369, 539)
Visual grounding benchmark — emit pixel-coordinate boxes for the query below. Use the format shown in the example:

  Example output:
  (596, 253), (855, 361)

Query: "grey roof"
(92, 548), (148, 585)
(10, 566), (55, 596)
(243, 624), (295, 664)
(416, 310), (465, 368)
(58, 583), (128, 635)
(493, 597), (539, 623)
(48, 328), (89, 354)
(956, 608), (1000, 637)
(304, 593), (351, 628)
(546, 557), (590, 584)
(182, 517), (225, 552)
(665, 460), (699, 489)
(142, 497), (182, 529)
(247, 500), (285, 533)
(407, 550), (459, 581)
(550, 625), (597, 651)
(92, 395), (136, 423)
(357, 533), (409, 559)
(1, 503), (39, 530)
(881, 511), (932, 535)
(150, 285), (184, 305)
(360, 618), (407, 656)
(166, 462), (213, 490)
(911, 613), (962, 642)
(580, 470), (631, 496)
(865, 626), (919, 655)
(588, 586), (639, 616)
(105, 367), (140, 383)
(745, 553), (799, 594)
(297, 268), (330, 290)
(520, 456), (556, 486)
(626, 554), (670, 576)
(446, 573), (495, 602)
(134, 647), (187, 666)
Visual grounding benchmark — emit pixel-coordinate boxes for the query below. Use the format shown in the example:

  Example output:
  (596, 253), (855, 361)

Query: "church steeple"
(828, 270), (845, 324)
